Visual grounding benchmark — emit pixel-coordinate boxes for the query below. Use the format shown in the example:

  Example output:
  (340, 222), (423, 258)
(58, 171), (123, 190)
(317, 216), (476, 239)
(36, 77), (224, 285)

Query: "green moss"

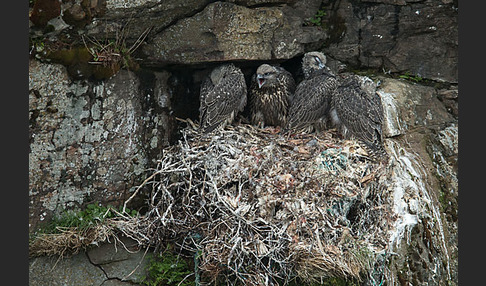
(141, 250), (193, 286)
(306, 9), (327, 27)
(31, 203), (138, 240)
(29, 37), (45, 55)
(398, 71), (423, 83)
(45, 46), (92, 66)
(438, 188), (448, 211)
(79, 26), (147, 79)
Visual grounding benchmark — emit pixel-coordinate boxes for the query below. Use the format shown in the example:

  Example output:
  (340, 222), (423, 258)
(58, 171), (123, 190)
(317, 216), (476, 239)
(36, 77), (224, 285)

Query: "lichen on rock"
(29, 60), (170, 233)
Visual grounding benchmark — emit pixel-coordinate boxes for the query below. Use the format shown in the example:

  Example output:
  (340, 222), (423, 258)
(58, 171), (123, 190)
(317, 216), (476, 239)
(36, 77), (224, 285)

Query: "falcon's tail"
(362, 140), (389, 163)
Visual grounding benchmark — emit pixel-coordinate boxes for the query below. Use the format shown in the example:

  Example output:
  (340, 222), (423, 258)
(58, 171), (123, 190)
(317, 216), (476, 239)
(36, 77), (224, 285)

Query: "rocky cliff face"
(29, 60), (175, 230)
(29, 0), (457, 284)
(143, 1), (326, 64)
(377, 77), (457, 284)
(324, 0), (458, 83)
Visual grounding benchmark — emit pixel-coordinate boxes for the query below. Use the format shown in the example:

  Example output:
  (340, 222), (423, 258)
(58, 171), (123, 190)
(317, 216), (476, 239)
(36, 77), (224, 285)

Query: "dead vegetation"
(29, 224), (112, 258)
(82, 20), (152, 72)
(30, 122), (395, 285)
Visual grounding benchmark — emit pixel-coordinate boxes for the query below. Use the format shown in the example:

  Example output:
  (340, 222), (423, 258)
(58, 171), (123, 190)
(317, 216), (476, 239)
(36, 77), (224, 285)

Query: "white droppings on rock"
(378, 90), (404, 137)
(437, 124), (458, 156)
(386, 141), (425, 250)
(386, 140), (451, 280)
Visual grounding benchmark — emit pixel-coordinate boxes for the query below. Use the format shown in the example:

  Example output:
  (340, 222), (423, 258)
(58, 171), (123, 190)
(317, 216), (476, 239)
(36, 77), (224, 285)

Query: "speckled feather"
(249, 65), (295, 127)
(287, 68), (337, 132)
(199, 64), (247, 133)
(331, 74), (387, 161)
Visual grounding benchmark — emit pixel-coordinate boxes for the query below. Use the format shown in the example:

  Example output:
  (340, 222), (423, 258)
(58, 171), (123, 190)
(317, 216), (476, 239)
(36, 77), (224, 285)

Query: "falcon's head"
(302, 51), (327, 78)
(357, 75), (377, 95)
(255, 64), (279, 88)
(209, 64), (234, 85)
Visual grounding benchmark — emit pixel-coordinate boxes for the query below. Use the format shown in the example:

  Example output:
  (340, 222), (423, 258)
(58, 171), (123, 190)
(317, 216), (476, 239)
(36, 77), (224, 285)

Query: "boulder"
(29, 60), (174, 232)
(29, 237), (149, 286)
(377, 77), (454, 137)
(377, 77), (458, 284)
(228, 0), (297, 6)
(85, 0), (213, 42)
(142, 1), (326, 65)
(101, 280), (138, 286)
(30, 0), (458, 83)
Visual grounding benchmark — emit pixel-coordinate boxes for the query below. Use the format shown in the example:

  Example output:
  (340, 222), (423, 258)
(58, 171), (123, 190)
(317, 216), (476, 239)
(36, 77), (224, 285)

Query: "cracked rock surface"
(143, 1), (325, 65)
(29, 237), (148, 286)
(29, 252), (107, 286)
(324, 0), (458, 83)
(87, 236), (151, 283)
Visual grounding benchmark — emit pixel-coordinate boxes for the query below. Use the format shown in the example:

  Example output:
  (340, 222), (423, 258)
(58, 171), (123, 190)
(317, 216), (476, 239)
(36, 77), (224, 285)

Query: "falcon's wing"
(199, 77), (213, 125)
(278, 69), (296, 102)
(248, 73), (259, 107)
(287, 73), (336, 130)
(200, 72), (247, 133)
(333, 77), (384, 144)
(248, 73), (262, 123)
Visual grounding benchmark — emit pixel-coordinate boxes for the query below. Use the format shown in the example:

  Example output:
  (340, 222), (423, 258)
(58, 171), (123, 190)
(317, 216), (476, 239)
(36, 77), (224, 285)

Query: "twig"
(123, 169), (164, 213)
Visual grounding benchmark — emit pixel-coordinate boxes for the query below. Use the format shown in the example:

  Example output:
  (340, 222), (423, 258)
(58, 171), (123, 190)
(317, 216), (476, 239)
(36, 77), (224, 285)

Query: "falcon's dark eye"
(264, 72), (270, 76)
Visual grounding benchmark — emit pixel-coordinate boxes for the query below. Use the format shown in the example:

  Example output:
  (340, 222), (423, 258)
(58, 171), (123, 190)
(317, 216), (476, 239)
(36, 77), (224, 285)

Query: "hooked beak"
(315, 56), (325, 70)
(257, 74), (265, 88)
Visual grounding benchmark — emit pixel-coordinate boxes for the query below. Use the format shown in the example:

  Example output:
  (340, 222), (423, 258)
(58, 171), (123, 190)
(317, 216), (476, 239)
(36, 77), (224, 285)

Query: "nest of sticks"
(30, 122), (395, 285)
(120, 122), (395, 285)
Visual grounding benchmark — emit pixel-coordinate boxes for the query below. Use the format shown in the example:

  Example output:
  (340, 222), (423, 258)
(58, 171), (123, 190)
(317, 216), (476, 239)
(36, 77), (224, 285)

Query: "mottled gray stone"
(374, 77), (458, 285)
(228, 0), (297, 6)
(324, 0), (458, 83)
(88, 236), (151, 283)
(86, 0), (213, 44)
(29, 60), (171, 232)
(29, 237), (152, 285)
(377, 77), (454, 138)
(29, 253), (106, 286)
(101, 280), (139, 286)
(143, 1), (325, 64)
(384, 132), (456, 284)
